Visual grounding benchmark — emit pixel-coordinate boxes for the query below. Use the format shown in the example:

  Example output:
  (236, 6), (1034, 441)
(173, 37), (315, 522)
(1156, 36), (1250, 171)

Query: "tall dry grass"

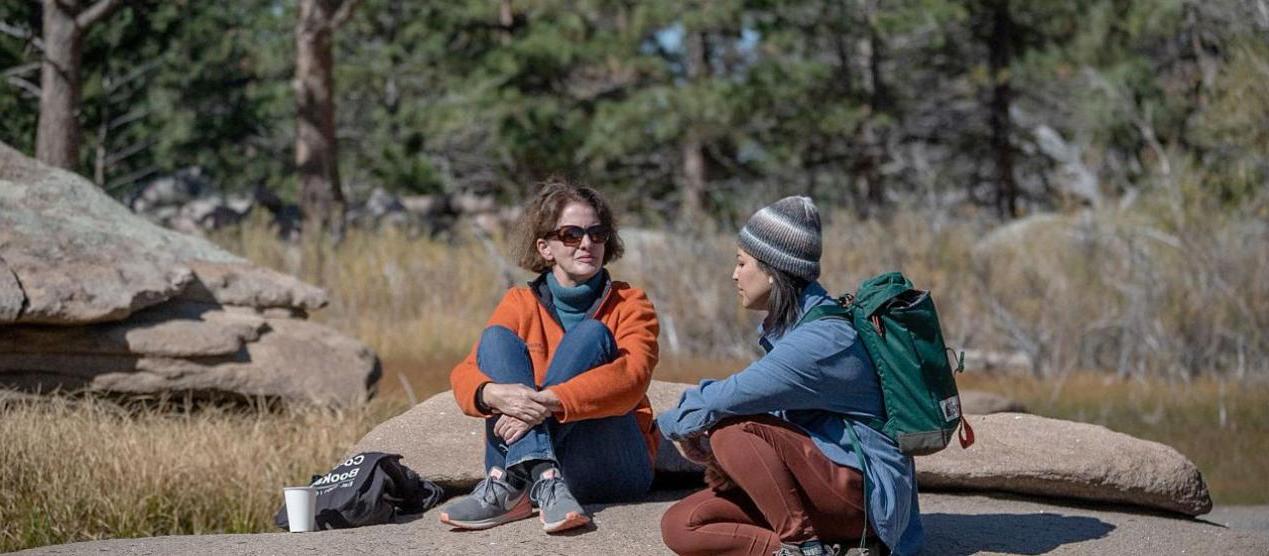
(212, 200), (1269, 388)
(0, 396), (403, 552)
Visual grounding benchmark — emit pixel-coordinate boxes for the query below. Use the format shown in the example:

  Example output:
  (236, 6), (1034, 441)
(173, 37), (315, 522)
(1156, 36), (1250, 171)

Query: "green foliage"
(0, 0), (1263, 214)
(0, 3), (39, 153)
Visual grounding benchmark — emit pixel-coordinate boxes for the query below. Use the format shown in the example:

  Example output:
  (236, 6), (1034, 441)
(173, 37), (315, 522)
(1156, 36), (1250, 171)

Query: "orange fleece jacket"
(449, 279), (661, 462)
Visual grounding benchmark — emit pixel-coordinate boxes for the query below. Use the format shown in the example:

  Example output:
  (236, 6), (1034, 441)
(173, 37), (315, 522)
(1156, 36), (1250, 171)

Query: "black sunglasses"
(545, 225), (611, 247)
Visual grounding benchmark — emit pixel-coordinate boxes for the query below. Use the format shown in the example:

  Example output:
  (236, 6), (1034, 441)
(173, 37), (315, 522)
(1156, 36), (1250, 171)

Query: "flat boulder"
(0, 143), (327, 324)
(0, 142), (234, 324)
(0, 258), (23, 323)
(647, 380), (702, 473)
(918, 413), (1212, 516)
(179, 261), (328, 312)
(17, 492), (1268, 556)
(350, 389), (484, 490)
(0, 141), (379, 405)
(353, 381), (1210, 518)
(352, 380), (699, 489)
(0, 312), (379, 406)
(0, 304), (265, 358)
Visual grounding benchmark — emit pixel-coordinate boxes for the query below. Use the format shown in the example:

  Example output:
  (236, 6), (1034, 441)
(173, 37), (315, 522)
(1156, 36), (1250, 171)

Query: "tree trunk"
(36, 1), (84, 169)
(35, 0), (122, 171)
(988, 0), (1019, 218)
(295, 0), (351, 237)
(860, 3), (889, 216)
(679, 30), (707, 223)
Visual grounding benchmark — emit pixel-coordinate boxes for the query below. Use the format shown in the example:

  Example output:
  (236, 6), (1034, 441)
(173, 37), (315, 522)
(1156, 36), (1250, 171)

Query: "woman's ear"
(536, 238), (554, 262)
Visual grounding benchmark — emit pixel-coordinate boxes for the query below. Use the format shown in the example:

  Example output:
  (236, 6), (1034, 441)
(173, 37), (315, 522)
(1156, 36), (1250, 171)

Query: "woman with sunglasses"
(657, 197), (922, 556)
(441, 178), (660, 534)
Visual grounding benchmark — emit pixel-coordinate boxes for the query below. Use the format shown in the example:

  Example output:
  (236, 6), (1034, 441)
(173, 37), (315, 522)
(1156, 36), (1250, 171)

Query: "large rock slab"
(0, 305), (265, 358)
(918, 413), (1212, 516)
(0, 257), (23, 323)
(352, 380), (696, 489)
(0, 315), (380, 406)
(646, 380), (700, 474)
(16, 492), (1269, 556)
(178, 261), (328, 312)
(0, 143), (235, 324)
(355, 381), (1210, 517)
(0, 141), (378, 405)
(0, 142), (322, 324)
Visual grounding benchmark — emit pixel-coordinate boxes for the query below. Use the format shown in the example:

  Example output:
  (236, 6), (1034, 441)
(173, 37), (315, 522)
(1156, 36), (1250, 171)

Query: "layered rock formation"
(0, 141), (379, 406)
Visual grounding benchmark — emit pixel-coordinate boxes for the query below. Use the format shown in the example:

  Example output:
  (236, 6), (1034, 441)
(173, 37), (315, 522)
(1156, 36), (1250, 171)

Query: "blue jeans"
(477, 321), (653, 503)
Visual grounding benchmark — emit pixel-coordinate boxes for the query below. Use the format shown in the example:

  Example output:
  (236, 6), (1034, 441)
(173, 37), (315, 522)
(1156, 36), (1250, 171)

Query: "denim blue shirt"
(656, 282), (923, 555)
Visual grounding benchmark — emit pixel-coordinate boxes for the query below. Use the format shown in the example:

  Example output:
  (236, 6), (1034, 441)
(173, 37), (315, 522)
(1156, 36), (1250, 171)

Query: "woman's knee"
(708, 416), (784, 467)
(477, 325), (527, 363)
(476, 325), (533, 383)
(479, 325), (524, 351)
(560, 319), (615, 352)
(660, 499), (697, 552)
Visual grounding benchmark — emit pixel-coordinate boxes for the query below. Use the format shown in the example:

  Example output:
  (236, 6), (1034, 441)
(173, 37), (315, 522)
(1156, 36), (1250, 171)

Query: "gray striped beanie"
(738, 196), (822, 282)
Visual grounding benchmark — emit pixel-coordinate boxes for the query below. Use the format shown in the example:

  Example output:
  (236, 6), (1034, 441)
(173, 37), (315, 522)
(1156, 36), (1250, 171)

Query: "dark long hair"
(753, 256), (809, 338)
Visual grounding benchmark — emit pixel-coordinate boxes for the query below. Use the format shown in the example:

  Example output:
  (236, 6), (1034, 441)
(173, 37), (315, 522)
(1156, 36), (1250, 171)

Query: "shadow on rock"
(924, 512), (1115, 555)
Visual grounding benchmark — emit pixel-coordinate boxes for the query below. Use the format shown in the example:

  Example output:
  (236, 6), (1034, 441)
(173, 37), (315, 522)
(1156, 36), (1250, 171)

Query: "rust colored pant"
(660, 415), (869, 556)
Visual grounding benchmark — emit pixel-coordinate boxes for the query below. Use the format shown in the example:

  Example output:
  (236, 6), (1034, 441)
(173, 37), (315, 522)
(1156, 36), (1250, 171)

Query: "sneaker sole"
(439, 495), (533, 530)
(541, 511), (590, 534)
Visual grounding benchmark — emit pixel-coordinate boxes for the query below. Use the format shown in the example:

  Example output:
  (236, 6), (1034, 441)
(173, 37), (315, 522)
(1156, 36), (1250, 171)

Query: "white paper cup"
(283, 486), (318, 532)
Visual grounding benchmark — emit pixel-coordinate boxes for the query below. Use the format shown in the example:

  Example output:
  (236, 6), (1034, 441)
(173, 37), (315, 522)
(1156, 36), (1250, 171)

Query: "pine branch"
(332, 0), (363, 29)
(76, 0), (124, 29)
(2, 62), (41, 77)
(105, 138), (156, 167)
(0, 21), (43, 51)
(5, 75), (40, 97)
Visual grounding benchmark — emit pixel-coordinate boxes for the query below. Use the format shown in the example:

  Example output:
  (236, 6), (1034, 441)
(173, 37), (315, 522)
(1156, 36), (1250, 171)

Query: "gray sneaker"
(439, 467), (532, 530)
(774, 540), (842, 556)
(529, 468), (589, 533)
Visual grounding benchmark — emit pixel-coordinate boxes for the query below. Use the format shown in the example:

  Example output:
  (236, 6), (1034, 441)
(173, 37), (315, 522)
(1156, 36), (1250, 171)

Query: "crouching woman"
(657, 196), (922, 556)
(441, 179), (660, 534)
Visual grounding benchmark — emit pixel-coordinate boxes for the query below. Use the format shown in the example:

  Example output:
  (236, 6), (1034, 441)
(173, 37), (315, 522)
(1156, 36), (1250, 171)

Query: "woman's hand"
(528, 388), (564, 413)
(481, 383), (551, 424)
(704, 462), (737, 492)
(673, 434), (714, 465)
(493, 415), (533, 444)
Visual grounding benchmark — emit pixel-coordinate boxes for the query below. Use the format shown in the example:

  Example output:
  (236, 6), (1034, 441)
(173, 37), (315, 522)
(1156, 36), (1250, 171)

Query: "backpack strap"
(799, 303), (851, 325)
(845, 421), (873, 555)
(800, 302), (888, 434)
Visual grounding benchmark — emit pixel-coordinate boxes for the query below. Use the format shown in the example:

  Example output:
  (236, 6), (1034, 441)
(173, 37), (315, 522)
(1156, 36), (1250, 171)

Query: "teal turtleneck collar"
(545, 271), (604, 332)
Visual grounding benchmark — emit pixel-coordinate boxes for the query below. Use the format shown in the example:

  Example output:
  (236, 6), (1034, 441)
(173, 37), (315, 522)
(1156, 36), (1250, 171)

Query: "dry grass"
(0, 396), (405, 552)
(212, 201), (1269, 386)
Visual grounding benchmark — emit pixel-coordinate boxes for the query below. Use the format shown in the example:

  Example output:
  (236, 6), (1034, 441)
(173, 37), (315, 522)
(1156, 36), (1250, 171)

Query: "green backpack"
(802, 271), (974, 456)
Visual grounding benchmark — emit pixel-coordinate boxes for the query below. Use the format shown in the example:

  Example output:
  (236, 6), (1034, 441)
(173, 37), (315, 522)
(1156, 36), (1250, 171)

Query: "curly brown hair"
(511, 177), (625, 274)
